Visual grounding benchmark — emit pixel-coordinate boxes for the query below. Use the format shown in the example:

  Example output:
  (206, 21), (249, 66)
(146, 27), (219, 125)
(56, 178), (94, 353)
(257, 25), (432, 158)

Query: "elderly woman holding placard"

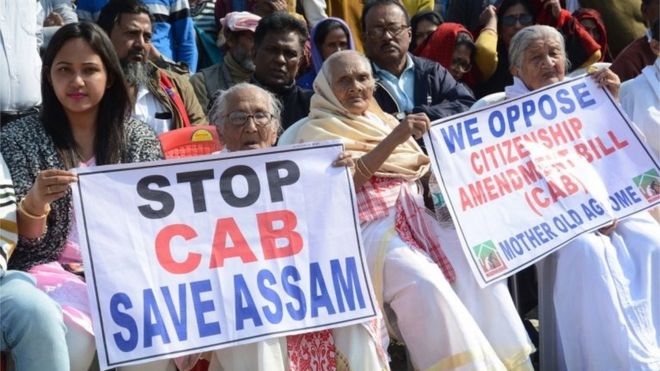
(201, 82), (388, 371)
(282, 50), (535, 371)
(504, 24), (660, 370)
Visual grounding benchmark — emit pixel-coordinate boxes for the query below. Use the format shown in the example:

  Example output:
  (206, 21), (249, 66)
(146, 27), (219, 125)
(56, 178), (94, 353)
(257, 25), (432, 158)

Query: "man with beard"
(251, 11), (313, 130)
(191, 11), (261, 113)
(98, 0), (206, 134)
(362, 0), (475, 127)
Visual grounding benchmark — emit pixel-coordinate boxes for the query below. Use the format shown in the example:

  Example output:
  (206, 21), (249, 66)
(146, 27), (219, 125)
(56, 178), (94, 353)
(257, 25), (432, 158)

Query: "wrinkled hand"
(541, 0), (562, 20)
(589, 67), (620, 99)
(392, 112), (431, 144)
(332, 151), (355, 168)
(479, 5), (497, 28)
(44, 12), (65, 27)
(24, 169), (77, 214)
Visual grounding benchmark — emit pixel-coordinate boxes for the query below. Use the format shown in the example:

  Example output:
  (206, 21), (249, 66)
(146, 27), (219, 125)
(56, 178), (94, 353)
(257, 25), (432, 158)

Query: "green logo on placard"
(633, 168), (660, 203)
(472, 240), (507, 277)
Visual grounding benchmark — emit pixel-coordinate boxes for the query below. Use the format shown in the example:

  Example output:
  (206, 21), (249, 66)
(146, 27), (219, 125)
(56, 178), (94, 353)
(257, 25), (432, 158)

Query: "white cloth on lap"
(554, 212), (660, 370)
(362, 209), (507, 370)
(433, 223), (536, 370)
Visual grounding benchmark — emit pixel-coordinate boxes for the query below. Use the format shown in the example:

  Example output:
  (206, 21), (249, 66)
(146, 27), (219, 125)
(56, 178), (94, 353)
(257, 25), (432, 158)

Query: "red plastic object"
(158, 125), (222, 159)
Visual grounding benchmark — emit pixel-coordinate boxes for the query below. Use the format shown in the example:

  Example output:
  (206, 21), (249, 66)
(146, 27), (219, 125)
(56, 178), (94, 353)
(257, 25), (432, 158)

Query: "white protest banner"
(71, 141), (378, 369)
(424, 75), (660, 287)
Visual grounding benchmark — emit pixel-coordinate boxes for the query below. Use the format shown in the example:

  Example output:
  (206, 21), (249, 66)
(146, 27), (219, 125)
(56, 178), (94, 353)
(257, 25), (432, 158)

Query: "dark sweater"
(1, 115), (163, 271)
(253, 77), (313, 130)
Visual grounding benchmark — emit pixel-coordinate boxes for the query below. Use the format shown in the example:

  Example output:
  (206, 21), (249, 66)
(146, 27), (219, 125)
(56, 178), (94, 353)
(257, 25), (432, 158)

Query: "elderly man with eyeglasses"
(361, 0), (475, 141)
(210, 82), (281, 151)
(205, 81), (389, 371)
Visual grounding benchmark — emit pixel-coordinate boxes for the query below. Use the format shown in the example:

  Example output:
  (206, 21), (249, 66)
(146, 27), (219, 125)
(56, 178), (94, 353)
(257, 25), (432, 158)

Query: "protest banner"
(71, 141), (378, 369)
(424, 75), (660, 287)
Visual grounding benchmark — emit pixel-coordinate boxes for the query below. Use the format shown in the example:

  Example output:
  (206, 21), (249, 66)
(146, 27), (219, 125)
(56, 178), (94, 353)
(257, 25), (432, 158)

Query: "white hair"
(208, 82), (283, 133)
(321, 50), (373, 83)
(508, 25), (571, 70)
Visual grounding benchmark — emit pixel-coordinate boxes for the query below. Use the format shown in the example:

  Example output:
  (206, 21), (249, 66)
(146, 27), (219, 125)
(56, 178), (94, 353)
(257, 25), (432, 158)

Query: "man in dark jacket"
(251, 12), (313, 130)
(362, 0), (475, 124)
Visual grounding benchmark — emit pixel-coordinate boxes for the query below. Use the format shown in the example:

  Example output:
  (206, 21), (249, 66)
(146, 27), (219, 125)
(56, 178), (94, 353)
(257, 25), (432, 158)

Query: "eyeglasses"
(225, 111), (273, 127)
(451, 58), (472, 74)
(366, 24), (410, 38)
(501, 14), (533, 27)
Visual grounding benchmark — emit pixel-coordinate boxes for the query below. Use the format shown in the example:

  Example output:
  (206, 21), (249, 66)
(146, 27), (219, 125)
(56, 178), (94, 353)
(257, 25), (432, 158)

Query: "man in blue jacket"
(361, 0), (475, 125)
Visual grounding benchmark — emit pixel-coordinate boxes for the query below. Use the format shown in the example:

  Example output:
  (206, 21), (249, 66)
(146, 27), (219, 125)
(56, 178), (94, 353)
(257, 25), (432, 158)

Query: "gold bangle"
(359, 158), (374, 177)
(18, 198), (51, 219)
(356, 158), (374, 179)
(354, 159), (367, 178)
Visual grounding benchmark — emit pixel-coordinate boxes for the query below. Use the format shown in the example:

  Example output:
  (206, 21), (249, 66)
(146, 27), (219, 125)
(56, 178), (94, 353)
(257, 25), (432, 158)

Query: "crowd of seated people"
(1, 0), (658, 370)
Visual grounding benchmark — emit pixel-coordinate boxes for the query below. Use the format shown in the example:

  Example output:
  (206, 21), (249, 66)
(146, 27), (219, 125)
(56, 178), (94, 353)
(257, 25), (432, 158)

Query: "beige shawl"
(292, 69), (430, 181)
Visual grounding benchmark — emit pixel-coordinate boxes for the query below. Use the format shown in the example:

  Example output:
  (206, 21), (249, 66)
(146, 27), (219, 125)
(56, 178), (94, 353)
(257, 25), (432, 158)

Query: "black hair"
(313, 19), (349, 50)
(455, 32), (476, 56)
(361, 0), (410, 33)
(410, 10), (443, 34)
(652, 19), (660, 41)
(497, 0), (534, 27)
(409, 10), (443, 51)
(97, 0), (153, 36)
(41, 22), (131, 168)
(254, 11), (309, 50)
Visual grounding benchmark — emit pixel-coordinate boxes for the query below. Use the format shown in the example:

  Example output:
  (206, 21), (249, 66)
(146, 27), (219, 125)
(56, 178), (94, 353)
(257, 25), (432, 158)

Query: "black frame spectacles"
(366, 24), (410, 38)
(451, 57), (472, 74)
(501, 14), (533, 27)
(225, 111), (273, 127)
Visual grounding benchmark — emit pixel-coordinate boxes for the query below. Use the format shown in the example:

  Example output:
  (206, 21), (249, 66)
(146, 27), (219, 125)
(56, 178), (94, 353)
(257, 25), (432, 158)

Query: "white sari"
(506, 76), (660, 370)
(287, 70), (534, 371)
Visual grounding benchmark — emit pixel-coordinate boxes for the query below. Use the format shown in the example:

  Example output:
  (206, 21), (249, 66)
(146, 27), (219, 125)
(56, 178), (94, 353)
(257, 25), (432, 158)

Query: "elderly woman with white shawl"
(504, 25), (660, 370)
(280, 50), (535, 371)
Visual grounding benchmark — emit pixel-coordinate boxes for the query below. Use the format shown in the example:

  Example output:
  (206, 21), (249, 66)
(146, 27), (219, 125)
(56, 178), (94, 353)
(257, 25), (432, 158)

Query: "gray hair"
(321, 50), (373, 83)
(509, 25), (570, 70)
(208, 82), (283, 133)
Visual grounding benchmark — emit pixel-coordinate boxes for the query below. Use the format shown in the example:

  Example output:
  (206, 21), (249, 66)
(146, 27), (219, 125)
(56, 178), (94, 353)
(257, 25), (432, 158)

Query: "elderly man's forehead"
(227, 86), (272, 107)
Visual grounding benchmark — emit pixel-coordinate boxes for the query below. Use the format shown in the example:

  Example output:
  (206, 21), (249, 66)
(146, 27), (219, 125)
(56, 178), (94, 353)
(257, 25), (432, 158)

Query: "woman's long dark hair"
(40, 21), (131, 169)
